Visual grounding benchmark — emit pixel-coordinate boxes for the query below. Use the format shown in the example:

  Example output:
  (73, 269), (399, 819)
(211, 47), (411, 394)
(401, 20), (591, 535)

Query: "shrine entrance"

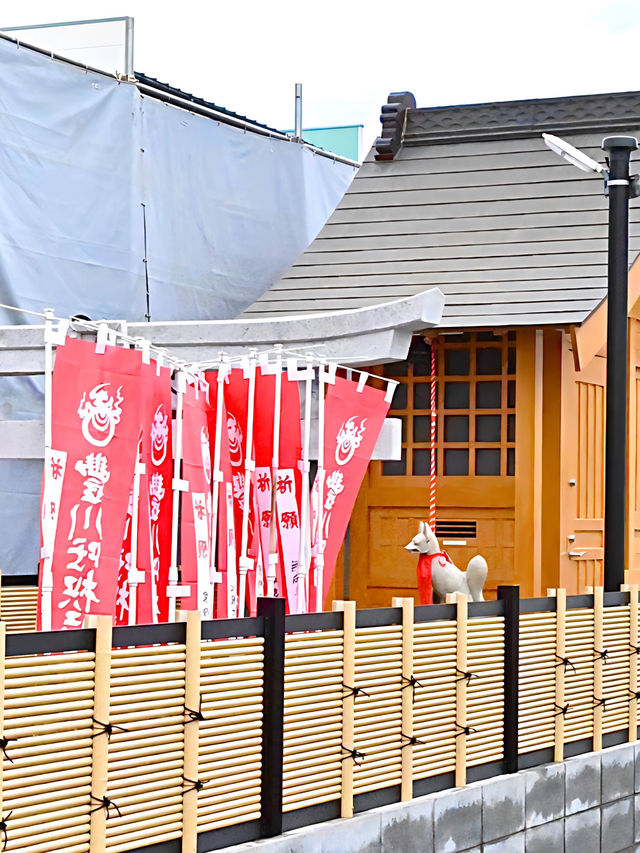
(347, 333), (520, 607)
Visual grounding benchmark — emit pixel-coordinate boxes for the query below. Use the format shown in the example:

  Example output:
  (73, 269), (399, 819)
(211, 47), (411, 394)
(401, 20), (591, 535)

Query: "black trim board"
(286, 611), (342, 632)
(521, 597), (557, 613)
(202, 616), (263, 640)
(197, 819), (261, 852)
(6, 628), (95, 656)
(468, 600), (504, 617)
(1, 574), (38, 586)
(356, 607), (402, 628)
(131, 840), (181, 853)
(415, 603), (456, 622)
(468, 759), (504, 783)
(354, 784), (401, 812)
(112, 622), (185, 647)
(282, 800), (340, 832)
(413, 771), (455, 797)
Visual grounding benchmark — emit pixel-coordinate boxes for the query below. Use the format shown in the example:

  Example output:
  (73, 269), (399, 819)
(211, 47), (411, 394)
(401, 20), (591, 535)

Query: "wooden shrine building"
(243, 89), (640, 603)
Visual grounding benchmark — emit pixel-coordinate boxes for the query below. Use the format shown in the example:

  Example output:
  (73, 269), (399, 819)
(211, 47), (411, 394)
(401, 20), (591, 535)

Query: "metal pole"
(602, 136), (638, 591)
(498, 585), (519, 773)
(294, 83), (302, 141)
(258, 596), (285, 838)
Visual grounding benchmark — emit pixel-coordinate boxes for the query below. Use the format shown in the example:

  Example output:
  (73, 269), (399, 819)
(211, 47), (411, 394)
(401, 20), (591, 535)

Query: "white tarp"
(0, 36), (356, 324)
(0, 35), (356, 574)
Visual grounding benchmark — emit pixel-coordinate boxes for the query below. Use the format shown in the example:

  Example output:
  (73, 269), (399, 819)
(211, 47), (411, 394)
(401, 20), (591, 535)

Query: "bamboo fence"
(0, 585), (637, 852)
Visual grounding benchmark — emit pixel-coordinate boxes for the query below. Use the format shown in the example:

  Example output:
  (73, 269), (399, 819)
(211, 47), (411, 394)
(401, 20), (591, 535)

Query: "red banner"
(41, 338), (142, 629)
(310, 377), (390, 604)
(252, 369), (301, 608)
(224, 368), (262, 614)
(207, 373), (237, 618)
(142, 363), (173, 622)
(115, 362), (173, 625)
(180, 380), (214, 618)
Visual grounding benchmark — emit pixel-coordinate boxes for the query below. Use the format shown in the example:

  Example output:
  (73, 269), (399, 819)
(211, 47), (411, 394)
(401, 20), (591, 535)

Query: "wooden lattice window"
(381, 332), (516, 477)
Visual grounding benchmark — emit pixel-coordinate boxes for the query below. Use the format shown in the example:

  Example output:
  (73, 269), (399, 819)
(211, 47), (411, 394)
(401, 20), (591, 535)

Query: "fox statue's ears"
(419, 521), (426, 535)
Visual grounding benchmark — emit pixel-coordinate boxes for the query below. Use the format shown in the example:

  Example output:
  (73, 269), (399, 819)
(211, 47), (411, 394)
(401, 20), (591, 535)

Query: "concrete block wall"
(214, 742), (640, 853)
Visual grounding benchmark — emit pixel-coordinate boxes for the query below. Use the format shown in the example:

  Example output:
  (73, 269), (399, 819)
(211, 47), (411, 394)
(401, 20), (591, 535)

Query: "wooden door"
(560, 340), (606, 592)
(349, 333), (518, 608)
(626, 319), (640, 583)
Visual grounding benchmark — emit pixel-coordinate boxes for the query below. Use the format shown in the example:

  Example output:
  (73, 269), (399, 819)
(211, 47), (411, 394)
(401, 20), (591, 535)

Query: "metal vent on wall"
(435, 520), (477, 539)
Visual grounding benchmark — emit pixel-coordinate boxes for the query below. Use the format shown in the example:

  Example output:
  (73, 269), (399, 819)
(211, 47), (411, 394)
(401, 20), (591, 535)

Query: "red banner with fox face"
(143, 363), (173, 622)
(310, 377), (390, 605)
(115, 362), (173, 626)
(40, 338), (142, 629)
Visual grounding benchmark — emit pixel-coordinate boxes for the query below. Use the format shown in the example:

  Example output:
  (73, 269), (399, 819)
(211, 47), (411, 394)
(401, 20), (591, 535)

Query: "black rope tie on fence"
(0, 737), (15, 764)
(90, 795), (122, 819)
(454, 722), (477, 737)
(594, 648), (609, 662)
(0, 811), (12, 852)
(341, 745), (366, 766)
(455, 667), (476, 684)
(342, 683), (370, 700)
(91, 718), (129, 741)
(629, 643), (640, 657)
(401, 733), (426, 748)
(593, 696), (607, 709)
(554, 702), (569, 717)
(184, 695), (206, 724)
(182, 776), (208, 795)
(555, 654), (577, 674)
(629, 689), (640, 703)
(401, 674), (423, 700)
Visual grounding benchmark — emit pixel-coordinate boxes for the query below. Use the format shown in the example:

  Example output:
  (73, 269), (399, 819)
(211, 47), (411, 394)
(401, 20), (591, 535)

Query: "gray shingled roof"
(243, 91), (640, 328)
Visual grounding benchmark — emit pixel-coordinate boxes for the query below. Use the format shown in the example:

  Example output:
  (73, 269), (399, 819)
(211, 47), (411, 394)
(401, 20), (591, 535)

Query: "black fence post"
(258, 596), (285, 838)
(498, 585), (519, 773)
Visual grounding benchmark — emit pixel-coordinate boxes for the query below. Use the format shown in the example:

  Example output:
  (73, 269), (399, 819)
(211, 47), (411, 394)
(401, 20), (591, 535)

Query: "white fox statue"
(404, 521), (488, 603)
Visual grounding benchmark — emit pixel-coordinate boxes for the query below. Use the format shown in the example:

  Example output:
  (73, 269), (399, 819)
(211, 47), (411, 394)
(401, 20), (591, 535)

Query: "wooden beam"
(541, 331), (564, 593)
(571, 254), (640, 372)
(514, 328), (536, 597)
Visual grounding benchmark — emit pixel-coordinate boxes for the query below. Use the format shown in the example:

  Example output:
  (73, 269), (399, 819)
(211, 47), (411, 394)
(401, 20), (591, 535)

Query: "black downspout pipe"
(602, 137), (638, 591)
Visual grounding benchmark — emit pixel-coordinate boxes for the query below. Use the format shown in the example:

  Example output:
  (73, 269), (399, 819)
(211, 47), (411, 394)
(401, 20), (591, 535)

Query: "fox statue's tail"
(466, 556), (488, 602)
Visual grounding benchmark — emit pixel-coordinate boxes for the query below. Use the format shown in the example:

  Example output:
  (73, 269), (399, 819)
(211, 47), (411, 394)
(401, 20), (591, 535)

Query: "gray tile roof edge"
(405, 90), (640, 145)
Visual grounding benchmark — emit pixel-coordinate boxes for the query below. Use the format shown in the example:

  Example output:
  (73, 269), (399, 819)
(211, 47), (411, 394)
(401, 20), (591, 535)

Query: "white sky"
(2, 0), (640, 155)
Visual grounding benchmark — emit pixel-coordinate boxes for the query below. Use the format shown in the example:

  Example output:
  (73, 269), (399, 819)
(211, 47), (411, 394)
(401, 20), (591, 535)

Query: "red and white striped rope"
(429, 342), (437, 529)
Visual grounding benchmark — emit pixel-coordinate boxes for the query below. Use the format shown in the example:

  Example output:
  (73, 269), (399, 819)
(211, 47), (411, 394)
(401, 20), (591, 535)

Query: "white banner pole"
(238, 352), (257, 615)
(209, 357), (228, 602)
(267, 345), (283, 597)
(39, 308), (56, 630)
(127, 454), (146, 625)
(315, 361), (327, 612)
(294, 356), (314, 613)
(168, 370), (187, 621)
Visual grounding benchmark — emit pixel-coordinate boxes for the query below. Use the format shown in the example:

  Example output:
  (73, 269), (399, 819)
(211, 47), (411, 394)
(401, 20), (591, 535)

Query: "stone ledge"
(210, 743), (640, 853)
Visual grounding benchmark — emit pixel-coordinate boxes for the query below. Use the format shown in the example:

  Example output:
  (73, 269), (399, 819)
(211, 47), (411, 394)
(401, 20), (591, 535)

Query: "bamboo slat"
(0, 587), (38, 634)
(181, 611), (201, 853)
(564, 607), (595, 746)
(630, 586), (639, 741)
(353, 622), (402, 795)
(282, 622), (344, 813)
(412, 619), (456, 781)
(105, 640), (185, 851)
(3, 641), (94, 853)
(454, 593), (468, 786)
(466, 616), (504, 768)
(601, 604), (631, 735)
(196, 636), (264, 831)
